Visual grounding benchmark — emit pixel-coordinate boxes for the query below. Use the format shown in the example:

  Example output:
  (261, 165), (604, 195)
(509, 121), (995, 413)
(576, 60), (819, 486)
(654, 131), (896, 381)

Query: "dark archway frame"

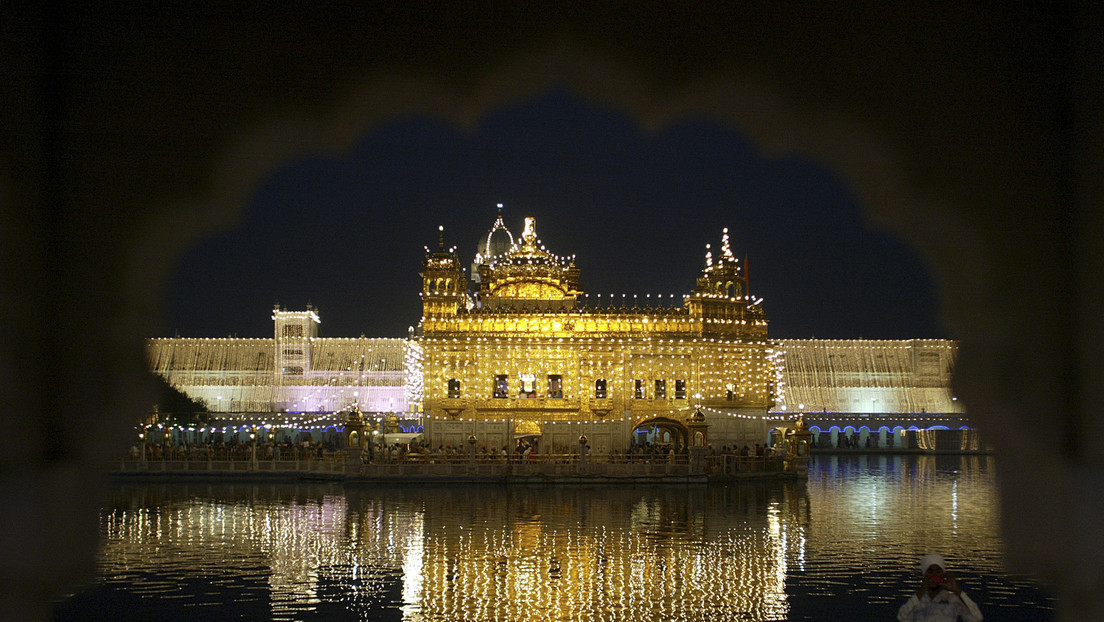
(6, 6), (1095, 618)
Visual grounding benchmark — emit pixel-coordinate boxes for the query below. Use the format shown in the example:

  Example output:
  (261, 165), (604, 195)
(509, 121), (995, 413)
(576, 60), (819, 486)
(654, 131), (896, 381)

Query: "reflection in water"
(77, 483), (807, 621)
(792, 455), (1051, 619)
(58, 456), (1054, 621)
(393, 485), (807, 621)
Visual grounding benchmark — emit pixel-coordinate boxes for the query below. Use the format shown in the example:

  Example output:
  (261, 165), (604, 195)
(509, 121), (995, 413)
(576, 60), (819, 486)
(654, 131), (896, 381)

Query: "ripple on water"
(53, 457), (1055, 621)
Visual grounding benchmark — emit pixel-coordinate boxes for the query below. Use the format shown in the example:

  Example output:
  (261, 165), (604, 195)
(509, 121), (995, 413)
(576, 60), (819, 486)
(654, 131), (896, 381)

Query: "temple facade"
(146, 208), (962, 452)
(419, 215), (779, 453)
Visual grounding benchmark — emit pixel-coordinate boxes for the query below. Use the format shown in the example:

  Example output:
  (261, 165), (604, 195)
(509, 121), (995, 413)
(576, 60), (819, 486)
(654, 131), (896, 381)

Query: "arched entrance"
(514, 434), (540, 455)
(632, 417), (689, 451)
(513, 419), (542, 454)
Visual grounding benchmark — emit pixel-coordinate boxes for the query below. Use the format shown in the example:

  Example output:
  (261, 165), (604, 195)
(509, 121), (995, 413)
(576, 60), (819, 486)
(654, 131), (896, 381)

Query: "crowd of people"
(129, 437), (335, 462)
(125, 436), (794, 470)
(351, 439), (790, 468)
(359, 439), (540, 464)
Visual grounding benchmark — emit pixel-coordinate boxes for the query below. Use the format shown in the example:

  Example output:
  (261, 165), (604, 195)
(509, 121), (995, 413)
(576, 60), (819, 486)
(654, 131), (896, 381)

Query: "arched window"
(447, 378), (461, 398)
(547, 374), (563, 398)
(493, 375), (508, 398)
(519, 373), (537, 398)
(594, 378), (607, 399)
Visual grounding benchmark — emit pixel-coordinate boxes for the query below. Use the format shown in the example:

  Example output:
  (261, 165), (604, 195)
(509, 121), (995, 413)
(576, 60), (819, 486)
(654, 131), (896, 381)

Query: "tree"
(150, 371), (208, 426)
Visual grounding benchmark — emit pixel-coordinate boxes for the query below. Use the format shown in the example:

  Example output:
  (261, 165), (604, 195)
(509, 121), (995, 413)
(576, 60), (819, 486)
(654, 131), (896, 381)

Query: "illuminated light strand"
(148, 216), (961, 449)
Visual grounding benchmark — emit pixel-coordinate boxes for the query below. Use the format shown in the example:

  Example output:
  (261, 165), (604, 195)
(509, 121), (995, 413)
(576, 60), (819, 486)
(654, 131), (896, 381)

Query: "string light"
(147, 219), (966, 450)
(413, 222), (796, 450)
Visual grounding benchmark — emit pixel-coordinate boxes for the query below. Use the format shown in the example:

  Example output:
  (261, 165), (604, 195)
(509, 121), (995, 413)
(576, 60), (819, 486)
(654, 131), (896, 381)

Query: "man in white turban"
(897, 553), (983, 621)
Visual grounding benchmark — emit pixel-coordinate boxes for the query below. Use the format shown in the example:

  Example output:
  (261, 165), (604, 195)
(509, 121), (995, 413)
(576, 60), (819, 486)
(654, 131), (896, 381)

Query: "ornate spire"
(720, 227), (735, 263)
(521, 217), (538, 246)
(421, 224), (467, 317)
(691, 228), (751, 301)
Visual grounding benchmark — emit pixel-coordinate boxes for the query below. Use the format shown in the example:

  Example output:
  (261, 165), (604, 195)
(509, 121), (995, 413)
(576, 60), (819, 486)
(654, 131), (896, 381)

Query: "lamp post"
(138, 430), (146, 469)
(249, 426), (257, 470)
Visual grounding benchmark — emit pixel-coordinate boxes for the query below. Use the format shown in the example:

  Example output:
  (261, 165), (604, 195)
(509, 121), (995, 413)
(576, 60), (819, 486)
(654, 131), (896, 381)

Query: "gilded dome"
(478, 216), (582, 309)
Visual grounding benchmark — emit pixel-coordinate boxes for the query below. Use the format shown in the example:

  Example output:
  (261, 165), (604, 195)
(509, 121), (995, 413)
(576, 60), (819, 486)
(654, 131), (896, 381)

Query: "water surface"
(55, 455), (1054, 620)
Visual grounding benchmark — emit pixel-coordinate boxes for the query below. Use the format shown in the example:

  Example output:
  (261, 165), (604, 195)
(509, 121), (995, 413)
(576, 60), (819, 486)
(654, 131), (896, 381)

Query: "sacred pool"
(54, 455), (1053, 621)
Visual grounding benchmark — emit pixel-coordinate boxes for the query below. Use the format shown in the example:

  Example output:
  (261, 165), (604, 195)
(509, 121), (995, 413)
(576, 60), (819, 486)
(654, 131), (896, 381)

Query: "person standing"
(898, 554), (983, 621)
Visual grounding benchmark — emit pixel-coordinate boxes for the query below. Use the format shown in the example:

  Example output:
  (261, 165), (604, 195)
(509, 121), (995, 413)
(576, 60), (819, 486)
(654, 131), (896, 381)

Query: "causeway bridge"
(799, 413), (974, 431)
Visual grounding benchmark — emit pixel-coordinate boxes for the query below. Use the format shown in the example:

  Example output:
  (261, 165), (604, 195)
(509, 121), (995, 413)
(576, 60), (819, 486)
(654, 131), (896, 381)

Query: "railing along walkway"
(112, 452), (798, 478)
(114, 455), (346, 474)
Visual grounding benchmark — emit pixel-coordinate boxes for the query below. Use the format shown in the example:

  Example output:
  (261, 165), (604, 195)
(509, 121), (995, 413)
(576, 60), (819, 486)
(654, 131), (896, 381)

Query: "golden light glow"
(144, 210), (961, 446)
(420, 216), (777, 450)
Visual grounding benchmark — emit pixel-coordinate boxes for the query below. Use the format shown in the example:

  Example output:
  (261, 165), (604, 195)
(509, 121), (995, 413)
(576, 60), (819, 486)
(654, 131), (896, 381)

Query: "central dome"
(478, 216), (582, 310)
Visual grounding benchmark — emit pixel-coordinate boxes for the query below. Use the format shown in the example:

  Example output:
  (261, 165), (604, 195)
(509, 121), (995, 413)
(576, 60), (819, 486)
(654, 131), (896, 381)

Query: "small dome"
(479, 227), (513, 261)
(471, 204), (515, 286)
(475, 204), (514, 264)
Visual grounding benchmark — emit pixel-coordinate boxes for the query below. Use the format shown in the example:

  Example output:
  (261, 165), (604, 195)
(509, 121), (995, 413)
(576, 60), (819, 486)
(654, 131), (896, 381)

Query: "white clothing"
(897, 589), (982, 622)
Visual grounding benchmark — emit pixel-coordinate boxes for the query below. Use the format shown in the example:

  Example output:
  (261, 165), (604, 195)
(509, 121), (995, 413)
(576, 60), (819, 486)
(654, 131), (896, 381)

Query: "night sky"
(164, 88), (944, 341)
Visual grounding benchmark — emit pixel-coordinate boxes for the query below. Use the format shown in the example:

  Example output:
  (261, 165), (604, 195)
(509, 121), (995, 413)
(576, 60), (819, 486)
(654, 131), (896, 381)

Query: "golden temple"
(419, 210), (782, 453)
(146, 207), (961, 454)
